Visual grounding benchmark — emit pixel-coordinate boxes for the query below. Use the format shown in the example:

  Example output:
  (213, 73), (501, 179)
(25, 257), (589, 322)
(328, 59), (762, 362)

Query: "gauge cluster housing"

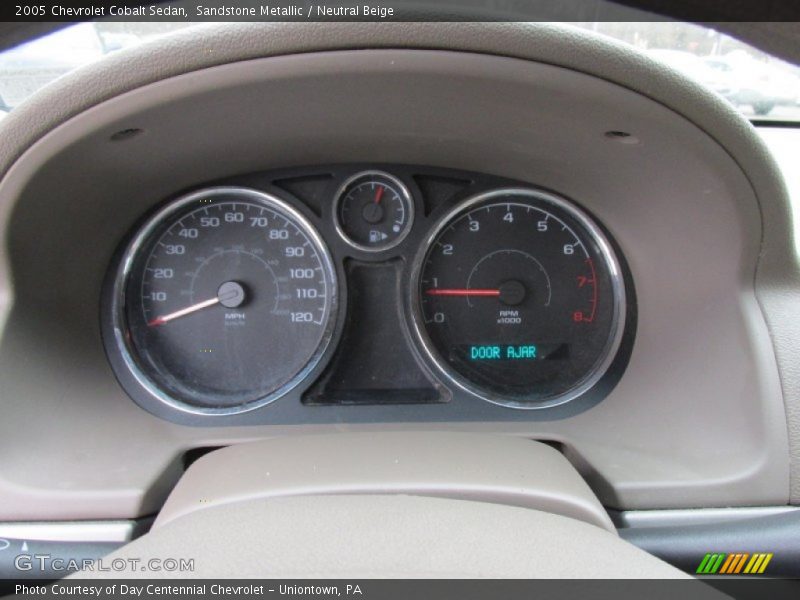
(101, 164), (636, 425)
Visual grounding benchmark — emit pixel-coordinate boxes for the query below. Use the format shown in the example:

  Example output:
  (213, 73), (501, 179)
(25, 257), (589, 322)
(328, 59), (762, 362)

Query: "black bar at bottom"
(2, 578), (797, 600)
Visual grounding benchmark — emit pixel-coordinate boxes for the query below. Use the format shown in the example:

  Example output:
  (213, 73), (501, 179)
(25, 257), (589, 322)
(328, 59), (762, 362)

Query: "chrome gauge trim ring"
(110, 186), (338, 416)
(332, 170), (415, 252)
(408, 187), (626, 410)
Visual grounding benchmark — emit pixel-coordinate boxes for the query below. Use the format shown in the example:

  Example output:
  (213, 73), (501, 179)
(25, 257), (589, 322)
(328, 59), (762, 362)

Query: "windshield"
(0, 21), (799, 122)
(0, 23), (191, 112)
(571, 22), (800, 120)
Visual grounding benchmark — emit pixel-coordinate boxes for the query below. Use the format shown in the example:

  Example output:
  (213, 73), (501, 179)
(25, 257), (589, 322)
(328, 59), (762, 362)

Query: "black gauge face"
(334, 171), (414, 251)
(113, 187), (337, 414)
(413, 189), (625, 408)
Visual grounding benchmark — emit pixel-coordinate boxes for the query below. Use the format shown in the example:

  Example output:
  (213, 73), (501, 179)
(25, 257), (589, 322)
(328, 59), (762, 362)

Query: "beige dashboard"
(0, 23), (796, 524)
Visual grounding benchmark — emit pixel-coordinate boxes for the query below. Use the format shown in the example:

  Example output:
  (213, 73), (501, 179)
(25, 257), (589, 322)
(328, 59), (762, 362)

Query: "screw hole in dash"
(604, 131), (640, 145)
(110, 128), (144, 142)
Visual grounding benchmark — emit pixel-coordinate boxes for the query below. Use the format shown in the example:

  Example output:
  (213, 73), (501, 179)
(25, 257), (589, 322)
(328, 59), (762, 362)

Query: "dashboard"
(102, 165), (634, 424)
(0, 23), (795, 527)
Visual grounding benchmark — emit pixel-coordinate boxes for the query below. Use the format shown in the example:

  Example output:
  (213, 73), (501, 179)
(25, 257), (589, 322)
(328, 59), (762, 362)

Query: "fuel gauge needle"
(147, 297), (219, 327)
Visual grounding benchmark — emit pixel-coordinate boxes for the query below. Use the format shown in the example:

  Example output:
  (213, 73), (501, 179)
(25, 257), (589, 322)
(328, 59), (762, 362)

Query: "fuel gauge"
(333, 171), (414, 252)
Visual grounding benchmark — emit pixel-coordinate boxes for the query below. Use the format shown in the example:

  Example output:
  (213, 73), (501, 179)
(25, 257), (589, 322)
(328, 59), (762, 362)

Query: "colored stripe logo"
(696, 553), (773, 574)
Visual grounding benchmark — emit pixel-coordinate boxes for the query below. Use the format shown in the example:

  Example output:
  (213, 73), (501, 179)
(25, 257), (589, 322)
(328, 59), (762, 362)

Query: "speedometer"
(411, 188), (626, 409)
(106, 187), (337, 415)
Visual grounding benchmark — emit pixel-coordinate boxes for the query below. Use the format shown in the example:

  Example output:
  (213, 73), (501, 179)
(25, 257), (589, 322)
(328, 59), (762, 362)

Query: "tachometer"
(107, 187), (337, 415)
(411, 188), (625, 409)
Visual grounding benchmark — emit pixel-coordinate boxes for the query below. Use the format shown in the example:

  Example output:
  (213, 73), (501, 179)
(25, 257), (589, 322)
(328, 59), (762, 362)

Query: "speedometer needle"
(425, 288), (501, 297)
(147, 297), (219, 327)
(147, 281), (247, 327)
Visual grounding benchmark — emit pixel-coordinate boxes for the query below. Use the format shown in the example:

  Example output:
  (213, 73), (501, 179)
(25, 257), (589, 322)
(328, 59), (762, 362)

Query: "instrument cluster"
(101, 165), (635, 424)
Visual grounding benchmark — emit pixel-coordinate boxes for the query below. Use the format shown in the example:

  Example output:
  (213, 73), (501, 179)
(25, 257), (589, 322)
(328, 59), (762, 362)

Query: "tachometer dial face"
(333, 171), (414, 251)
(412, 189), (625, 409)
(111, 187), (337, 414)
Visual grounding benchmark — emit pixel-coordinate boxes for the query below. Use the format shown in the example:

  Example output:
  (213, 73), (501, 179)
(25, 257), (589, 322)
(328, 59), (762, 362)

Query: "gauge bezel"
(408, 187), (626, 410)
(108, 186), (339, 416)
(332, 170), (415, 252)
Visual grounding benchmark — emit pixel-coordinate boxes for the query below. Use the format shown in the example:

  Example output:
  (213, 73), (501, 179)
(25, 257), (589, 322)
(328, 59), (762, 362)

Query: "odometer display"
(412, 189), (625, 408)
(110, 187), (337, 414)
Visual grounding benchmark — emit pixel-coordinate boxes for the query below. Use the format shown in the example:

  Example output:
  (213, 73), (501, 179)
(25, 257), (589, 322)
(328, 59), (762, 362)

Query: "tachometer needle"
(425, 288), (501, 297)
(147, 297), (219, 327)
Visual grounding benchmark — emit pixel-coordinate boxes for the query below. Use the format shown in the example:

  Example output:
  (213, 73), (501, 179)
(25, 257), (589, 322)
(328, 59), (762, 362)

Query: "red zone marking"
(584, 258), (598, 323)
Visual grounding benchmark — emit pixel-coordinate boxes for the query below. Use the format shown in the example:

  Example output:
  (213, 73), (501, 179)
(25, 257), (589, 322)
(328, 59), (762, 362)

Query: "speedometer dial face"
(412, 189), (625, 409)
(112, 187), (337, 414)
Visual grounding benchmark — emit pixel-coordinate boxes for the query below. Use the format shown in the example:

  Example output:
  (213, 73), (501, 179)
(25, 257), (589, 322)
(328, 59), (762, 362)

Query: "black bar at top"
(1, 0), (800, 23)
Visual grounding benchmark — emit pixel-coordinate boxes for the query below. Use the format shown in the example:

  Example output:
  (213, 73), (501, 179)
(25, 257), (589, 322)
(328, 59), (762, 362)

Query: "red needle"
(426, 288), (501, 297)
(147, 297), (220, 327)
(374, 186), (385, 204)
